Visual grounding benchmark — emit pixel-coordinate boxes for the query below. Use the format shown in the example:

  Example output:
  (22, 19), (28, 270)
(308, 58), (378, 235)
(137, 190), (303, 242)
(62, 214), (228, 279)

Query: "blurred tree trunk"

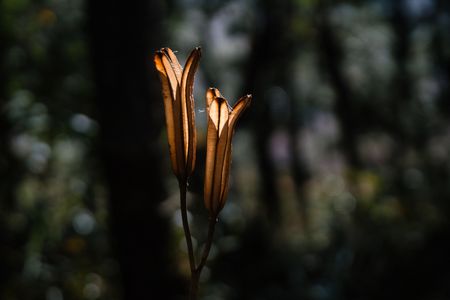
(0, 10), (25, 298)
(390, 1), (412, 135)
(87, 1), (184, 299)
(433, 0), (450, 117)
(244, 0), (309, 226)
(431, 0), (450, 216)
(316, 2), (361, 168)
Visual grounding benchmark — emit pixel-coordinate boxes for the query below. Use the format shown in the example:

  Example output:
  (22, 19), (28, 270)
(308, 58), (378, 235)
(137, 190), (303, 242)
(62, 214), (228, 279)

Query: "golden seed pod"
(204, 87), (252, 217)
(154, 47), (201, 180)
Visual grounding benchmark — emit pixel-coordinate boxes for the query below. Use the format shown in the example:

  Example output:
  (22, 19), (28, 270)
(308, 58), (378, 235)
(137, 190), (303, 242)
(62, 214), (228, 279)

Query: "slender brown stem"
(179, 179), (196, 275)
(196, 217), (217, 275)
(189, 271), (200, 300)
(188, 216), (217, 300)
(179, 180), (218, 299)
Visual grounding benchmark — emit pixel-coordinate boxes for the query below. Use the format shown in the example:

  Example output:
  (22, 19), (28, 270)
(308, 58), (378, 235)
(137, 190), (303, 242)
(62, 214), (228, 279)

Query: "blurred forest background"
(1, 0), (450, 299)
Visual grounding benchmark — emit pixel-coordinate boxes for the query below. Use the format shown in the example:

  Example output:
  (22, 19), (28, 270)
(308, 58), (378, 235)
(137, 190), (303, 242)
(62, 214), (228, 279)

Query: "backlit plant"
(154, 47), (251, 300)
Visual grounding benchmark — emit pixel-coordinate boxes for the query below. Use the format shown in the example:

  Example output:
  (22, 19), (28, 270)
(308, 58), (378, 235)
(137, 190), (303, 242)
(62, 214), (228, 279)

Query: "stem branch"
(179, 180), (196, 275)
(179, 181), (217, 300)
(189, 217), (217, 300)
(196, 216), (217, 275)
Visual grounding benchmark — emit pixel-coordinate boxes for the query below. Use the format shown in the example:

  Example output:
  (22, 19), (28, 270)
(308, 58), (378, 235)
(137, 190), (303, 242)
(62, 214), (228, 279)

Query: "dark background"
(1, 0), (450, 299)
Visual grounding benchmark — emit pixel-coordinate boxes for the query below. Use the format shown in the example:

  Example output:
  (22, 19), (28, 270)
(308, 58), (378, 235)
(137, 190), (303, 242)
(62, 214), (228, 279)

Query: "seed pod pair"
(154, 48), (251, 217)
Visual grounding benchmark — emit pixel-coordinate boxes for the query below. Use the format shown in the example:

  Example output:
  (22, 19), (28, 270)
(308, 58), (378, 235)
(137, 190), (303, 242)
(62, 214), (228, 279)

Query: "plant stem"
(179, 180), (218, 300)
(189, 271), (200, 300)
(179, 180), (196, 275)
(188, 217), (217, 300)
(196, 217), (217, 275)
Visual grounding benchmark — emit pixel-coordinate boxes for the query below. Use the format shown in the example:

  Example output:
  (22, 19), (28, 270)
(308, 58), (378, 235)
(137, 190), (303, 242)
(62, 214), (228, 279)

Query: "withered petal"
(211, 99), (229, 215)
(229, 95), (252, 132)
(154, 52), (179, 175)
(204, 99), (220, 212)
(206, 88), (216, 111)
(219, 136), (232, 210)
(217, 97), (229, 137)
(161, 52), (185, 178)
(221, 95), (251, 202)
(181, 47), (201, 175)
(206, 87), (224, 110)
(213, 88), (222, 98)
(161, 54), (180, 104)
(161, 48), (182, 84)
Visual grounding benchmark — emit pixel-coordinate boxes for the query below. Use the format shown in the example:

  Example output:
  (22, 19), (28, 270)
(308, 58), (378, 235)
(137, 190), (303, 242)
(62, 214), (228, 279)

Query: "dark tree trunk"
(87, 1), (184, 299)
(244, 0), (309, 225)
(433, 0), (450, 117)
(316, 2), (361, 168)
(0, 11), (25, 297)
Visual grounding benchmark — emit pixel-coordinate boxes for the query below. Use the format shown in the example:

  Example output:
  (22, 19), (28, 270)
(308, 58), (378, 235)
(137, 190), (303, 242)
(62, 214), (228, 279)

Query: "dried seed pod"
(204, 87), (252, 217)
(154, 47), (201, 180)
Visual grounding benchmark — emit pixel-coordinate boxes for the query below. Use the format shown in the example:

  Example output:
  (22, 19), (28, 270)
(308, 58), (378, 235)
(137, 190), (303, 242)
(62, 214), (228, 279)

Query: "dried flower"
(154, 47), (201, 180)
(204, 88), (251, 217)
